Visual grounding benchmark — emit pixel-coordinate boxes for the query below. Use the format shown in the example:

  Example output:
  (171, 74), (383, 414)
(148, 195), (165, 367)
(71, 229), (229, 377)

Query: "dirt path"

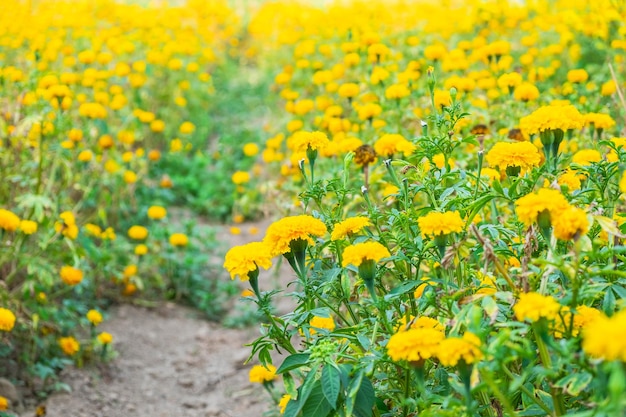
(37, 219), (293, 417)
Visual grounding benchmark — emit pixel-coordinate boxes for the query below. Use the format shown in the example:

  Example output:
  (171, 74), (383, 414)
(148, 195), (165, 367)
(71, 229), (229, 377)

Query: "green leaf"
(321, 364), (341, 408)
(301, 380), (332, 417)
(345, 370), (364, 416)
(353, 377), (376, 417)
(555, 372), (592, 396)
(277, 353), (310, 374)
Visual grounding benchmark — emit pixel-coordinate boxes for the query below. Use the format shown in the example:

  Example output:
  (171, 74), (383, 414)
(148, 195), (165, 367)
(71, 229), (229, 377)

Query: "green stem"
(533, 322), (565, 416)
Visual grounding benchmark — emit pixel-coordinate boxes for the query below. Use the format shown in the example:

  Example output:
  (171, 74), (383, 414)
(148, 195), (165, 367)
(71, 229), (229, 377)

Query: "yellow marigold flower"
(513, 292), (560, 322)
(179, 121), (195, 134)
(385, 84), (411, 100)
(135, 244), (148, 256)
(585, 113), (616, 130)
(147, 206), (167, 220)
(169, 233), (188, 247)
(123, 264), (137, 278)
(123, 170), (137, 184)
(55, 211), (78, 239)
(337, 82), (359, 98)
(399, 316), (444, 332)
(279, 394), (291, 414)
(520, 104), (585, 135)
(86, 309), (103, 326)
(330, 216), (371, 241)
(557, 170), (581, 192)
(434, 89), (452, 109)
(309, 315), (336, 333)
(0, 308), (16, 332)
(128, 225), (148, 240)
(58, 336), (80, 356)
(170, 138), (183, 152)
(341, 241), (391, 267)
(243, 143), (259, 156)
(571, 305), (603, 335)
(60, 266), (83, 286)
(293, 131), (330, 152)
(486, 141), (542, 171)
(582, 309), (626, 361)
(97, 332), (113, 345)
(263, 215), (327, 256)
(0, 209), (20, 232)
(249, 364), (277, 383)
(497, 72), (522, 90)
(231, 171), (250, 185)
(19, 219), (37, 235)
(224, 242), (273, 281)
(514, 188), (570, 227)
(78, 150), (93, 162)
(150, 119), (165, 133)
(601, 80), (616, 96)
(513, 82), (540, 102)
(84, 223), (102, 238)
(148, 150), (161, 161)
(387, 327), (445, 362)
(357, 103), (382, 121)
(98, 135), (114, 150)
(572, 149), (602, 166)
(374, 134), (415, 157)
(437, 332), (483, 366)
(0, 396), (7, 411)
(567, 69), (589, 83)
(417, 211), (464, 237)
(552, 206), (589, 241)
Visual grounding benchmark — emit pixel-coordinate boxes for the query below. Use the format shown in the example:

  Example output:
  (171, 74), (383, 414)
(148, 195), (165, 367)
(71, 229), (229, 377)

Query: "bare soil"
(24, 219), (295, 417)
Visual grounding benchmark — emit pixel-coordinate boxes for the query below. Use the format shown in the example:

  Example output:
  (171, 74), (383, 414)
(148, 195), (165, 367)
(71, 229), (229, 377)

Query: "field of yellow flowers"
(2, 0), (626, 415)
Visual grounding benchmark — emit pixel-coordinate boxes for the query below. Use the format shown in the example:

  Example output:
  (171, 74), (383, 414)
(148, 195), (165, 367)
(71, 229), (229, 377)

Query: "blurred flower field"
(2, 0), (626, 415)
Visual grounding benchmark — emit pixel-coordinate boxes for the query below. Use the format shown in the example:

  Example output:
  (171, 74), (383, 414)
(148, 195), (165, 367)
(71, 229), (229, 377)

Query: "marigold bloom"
(86, 309), (103, 326)
(249, 364), (277, 383)
(263, 215), (327, 256)
(0, 308), (16, 332)
(387, 327), (445, 362)
(398, 316), (444, 332)
(278, 394), (291, 414)
(557, 170), (581, 192)
(169, 233), (189, 247)
(135, 244), (148, 256)
(514, 188), (570, 227)
(513, 292), (560, 322)
(97, 332), (113, 345)
(309, 315), (336, 332)
(437, 333), (483, 366)
(417, 211), (464, 237)
(513, 82), (540, 102)
(0, 209), (21, 232)
(330, 216), (371, 241)
(60, 266), (83, 286)
(585, 113), (615, 131)
(128, 225), (148, 240)
(582, 309), (626, 361)
(337, 83), (359, 98)
(147, 206), (167, 220)
(434, 89), (452, 109)
(572, 149), (602, 166)
(55, 211), (78, 239)
(231, 171), (250, 185)
(243, 143), (259, 156)
(486, 141), (542, 171)
(520, 104), (585, 135)
(567, 69), (589, 83)
(224, 242), (273, 281)
(19, 219), (37, 235)
(341, 241), (391, 267)
(0, 396), (7, 411)
(58, 336), (80, 356)
(292, 131), (330, 152)
(179, 121), (195, 134)
(374, 134), (415, 157)
(552, 206), (589, 240)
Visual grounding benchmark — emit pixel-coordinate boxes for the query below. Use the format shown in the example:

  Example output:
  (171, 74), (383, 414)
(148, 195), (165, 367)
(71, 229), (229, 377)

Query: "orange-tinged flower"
(60, 266), (83, 286)
(224, 242), (273, 281)
(513, 292), (560, 322)
(58, 336), (80, 356)
(331, 216), (371, 241)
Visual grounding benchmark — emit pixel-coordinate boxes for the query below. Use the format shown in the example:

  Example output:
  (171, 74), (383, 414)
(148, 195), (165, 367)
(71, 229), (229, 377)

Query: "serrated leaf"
(276, 353), (310, 374)
(321, 364), (341, 408)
